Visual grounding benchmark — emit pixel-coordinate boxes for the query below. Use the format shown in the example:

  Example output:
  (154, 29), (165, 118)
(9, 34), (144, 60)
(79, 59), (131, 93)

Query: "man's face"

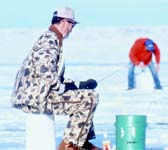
(62, 19), (76, 39)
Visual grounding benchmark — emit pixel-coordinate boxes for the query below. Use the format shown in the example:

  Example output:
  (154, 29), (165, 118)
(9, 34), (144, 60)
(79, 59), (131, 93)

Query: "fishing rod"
(98, 64), (129, 83)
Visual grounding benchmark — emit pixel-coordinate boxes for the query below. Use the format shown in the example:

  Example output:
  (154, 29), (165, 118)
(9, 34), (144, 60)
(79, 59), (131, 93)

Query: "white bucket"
(26, 113), (56, 150)
(136, 69), (153, 90)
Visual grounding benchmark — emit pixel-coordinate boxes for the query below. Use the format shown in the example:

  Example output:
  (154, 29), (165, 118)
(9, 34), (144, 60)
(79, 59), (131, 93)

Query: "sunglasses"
(67, 19), (76, 27)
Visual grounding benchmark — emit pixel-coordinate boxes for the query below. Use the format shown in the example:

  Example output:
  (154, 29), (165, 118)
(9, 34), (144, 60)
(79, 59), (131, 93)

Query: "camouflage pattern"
(11, 29), (63, 113)
(47, 89), (99, 146)
(10, 27), (99, 146)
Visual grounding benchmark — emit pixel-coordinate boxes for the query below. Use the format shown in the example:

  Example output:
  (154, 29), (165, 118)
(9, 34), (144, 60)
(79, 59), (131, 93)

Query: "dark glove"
(79, 79), (97, 89)
(64, 82), (78, 92)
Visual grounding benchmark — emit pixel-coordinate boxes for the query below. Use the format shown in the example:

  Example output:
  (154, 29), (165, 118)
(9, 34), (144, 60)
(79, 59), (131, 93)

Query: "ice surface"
(0, 27), (168, 150)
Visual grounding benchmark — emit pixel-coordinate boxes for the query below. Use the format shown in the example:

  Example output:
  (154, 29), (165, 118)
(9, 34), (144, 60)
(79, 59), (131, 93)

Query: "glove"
(64, 82), (78, 92)
(79, 79), (97, 89)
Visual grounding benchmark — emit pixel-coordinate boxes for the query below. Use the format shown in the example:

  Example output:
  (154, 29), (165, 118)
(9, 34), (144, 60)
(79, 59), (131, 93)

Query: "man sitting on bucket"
(127, 38), (162, 90)
(10, 6), (102, 150)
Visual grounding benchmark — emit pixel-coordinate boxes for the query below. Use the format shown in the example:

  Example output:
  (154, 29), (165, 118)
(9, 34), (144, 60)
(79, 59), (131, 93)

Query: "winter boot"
(58, 141), (79, 150)
(81, 141), (102, 150)
(59, 140), (102, 150)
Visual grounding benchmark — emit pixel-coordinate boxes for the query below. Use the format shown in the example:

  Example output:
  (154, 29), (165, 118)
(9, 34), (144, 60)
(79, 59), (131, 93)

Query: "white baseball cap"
(53, 7), (78, 24)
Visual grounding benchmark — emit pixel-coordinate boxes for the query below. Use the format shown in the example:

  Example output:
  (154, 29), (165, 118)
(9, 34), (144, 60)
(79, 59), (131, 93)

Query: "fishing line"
(146, 100), (156, 116)
(117, 94), (128, 115)
(98, 64), (129, 83)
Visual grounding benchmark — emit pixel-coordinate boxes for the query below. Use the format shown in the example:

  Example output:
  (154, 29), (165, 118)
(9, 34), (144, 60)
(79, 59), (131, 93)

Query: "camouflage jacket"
(11, 26), (65, 113)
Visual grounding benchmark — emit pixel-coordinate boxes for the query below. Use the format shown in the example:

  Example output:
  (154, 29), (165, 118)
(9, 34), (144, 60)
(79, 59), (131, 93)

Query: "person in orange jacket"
(127, 38), (162, 90)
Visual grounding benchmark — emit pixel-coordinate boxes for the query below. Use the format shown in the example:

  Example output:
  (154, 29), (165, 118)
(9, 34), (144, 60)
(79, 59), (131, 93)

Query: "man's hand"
(138, 61), (146, 68)
(79, 79), (97, 89)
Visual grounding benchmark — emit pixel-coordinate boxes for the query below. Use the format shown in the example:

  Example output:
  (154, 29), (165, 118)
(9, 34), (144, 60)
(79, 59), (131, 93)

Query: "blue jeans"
(128, 61), (162, 89)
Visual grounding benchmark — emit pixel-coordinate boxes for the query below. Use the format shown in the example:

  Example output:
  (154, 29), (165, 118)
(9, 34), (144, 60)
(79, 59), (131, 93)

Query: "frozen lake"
(0, 27), (168, 150)
(0, 63), (168, 150)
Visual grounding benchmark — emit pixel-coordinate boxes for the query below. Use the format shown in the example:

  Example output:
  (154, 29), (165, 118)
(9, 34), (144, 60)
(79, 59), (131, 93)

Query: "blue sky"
(1, 0), (168, 28)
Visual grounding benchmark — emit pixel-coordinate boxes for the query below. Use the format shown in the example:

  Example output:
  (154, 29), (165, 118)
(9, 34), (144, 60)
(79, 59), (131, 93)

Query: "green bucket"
(116, 115), (147, 150)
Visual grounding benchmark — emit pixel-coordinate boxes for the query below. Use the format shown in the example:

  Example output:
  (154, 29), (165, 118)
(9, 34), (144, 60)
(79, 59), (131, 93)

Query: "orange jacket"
(129, 38), (160, 66)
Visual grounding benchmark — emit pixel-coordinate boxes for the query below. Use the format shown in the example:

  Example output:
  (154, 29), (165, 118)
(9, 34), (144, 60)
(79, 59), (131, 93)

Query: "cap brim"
(147, 48), (154, 51)
(146, 46), (154, 51)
